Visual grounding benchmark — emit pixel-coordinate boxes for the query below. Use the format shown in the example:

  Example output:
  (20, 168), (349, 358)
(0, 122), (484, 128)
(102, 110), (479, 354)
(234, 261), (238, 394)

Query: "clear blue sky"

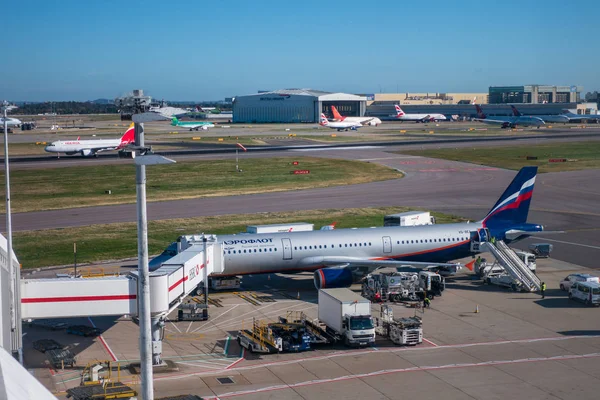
(2, 0), (598, 101)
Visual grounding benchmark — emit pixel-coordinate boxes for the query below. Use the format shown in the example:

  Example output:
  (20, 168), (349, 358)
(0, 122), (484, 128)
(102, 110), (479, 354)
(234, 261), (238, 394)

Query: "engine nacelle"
(81, 149), (93, 157)
(313, 268), (353, 289)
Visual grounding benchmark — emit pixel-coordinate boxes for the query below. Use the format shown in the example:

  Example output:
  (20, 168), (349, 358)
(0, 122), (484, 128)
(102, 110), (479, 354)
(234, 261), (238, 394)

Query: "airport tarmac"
(26, 255), (600, 399)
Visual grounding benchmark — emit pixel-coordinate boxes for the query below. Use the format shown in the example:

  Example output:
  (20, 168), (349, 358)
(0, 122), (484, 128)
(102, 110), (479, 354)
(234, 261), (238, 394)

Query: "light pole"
(2, 101), (22, 363)
(130, 109), (175, 400)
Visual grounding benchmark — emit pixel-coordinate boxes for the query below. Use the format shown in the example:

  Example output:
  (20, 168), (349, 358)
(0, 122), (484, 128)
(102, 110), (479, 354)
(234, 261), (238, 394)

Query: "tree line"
(15, 102), (118, 115)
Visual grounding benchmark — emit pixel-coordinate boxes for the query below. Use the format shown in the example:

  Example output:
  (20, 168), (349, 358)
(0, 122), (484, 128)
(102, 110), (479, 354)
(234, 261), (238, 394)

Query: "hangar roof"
(242, 89), (366, 101)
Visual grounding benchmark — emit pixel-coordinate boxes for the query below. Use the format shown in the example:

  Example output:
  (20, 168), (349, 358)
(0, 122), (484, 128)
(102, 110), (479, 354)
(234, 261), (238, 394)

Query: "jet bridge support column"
(151, 316), (165, 365)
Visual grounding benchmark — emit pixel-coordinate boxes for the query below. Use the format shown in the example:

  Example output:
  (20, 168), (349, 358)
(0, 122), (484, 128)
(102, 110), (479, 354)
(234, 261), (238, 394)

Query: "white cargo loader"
(318, 288), (375, 347)
(384, 211), (435, 227)
(246, 223), (314, 234)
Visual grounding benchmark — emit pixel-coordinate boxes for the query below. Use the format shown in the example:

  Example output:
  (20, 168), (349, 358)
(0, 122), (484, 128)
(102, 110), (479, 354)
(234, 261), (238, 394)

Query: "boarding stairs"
(483, 240), (541, 292)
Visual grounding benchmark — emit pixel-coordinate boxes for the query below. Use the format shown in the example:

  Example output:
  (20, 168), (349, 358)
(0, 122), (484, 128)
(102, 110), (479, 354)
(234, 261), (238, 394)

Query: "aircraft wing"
(472, 117), (508, 125)
(504, 229), (565, 240)
(565, 114), (600, 121)
(358, 117), (375, 125)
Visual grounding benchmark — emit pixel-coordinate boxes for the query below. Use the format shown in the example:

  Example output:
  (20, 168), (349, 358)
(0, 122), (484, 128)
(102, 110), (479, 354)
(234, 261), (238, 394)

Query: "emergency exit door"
(282, 238), (292, 260)
(382, 236), (392, 254)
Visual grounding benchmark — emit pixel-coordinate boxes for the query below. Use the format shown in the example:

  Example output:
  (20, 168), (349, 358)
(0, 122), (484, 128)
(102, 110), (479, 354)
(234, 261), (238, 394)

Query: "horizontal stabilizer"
(504, 229), (564, 240)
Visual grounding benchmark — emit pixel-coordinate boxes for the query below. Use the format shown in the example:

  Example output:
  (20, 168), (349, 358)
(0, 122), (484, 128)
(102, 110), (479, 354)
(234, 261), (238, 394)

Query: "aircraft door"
(382, 236), (392, 254)
(282, 238), (292, 260)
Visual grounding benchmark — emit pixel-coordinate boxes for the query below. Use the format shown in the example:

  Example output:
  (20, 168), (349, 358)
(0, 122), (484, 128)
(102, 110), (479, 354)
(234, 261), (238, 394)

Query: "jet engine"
(313, 268), (353, 289)
(81, 149), (93, 157)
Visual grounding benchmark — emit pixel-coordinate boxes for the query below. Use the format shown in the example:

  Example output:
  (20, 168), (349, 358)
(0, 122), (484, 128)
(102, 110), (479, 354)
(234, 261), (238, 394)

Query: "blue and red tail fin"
(481, 166), (537, 228)
(510, 105), (522, 117)
(475, 104), (486, 119)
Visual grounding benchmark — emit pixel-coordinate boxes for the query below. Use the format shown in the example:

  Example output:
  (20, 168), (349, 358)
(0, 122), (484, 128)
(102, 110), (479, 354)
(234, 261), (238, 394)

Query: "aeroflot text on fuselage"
(222, 238), (274, 245)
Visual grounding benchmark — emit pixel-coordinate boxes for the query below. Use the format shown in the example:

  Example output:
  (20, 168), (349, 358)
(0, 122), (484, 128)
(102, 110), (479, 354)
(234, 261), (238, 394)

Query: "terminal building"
(233, 89), (367, 123)
(489, 85), (582, 104)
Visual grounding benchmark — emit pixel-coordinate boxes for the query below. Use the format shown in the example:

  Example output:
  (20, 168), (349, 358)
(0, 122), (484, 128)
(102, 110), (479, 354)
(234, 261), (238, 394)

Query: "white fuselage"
(338, 117), (382, 126)
(322, 120), (362, 131)
(45, 138), (123, 156)
(396, 113), (446, 121)
(0, 117), (22, 127)
(216, 222), (479, 276)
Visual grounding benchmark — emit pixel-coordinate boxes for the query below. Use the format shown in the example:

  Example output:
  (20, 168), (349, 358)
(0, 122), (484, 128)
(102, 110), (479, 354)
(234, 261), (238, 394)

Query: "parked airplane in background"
(319, 113), (362, 131)
(393, 105), (446, 122)
(510, 105), (569, 124)
(171, 117), (215, 131)
(45, 124), (135, 157)
(474, 105), (544, 128)
(152, 167), (546, 290)
(560, 110), (600, 122)
(0, 116), (22, 127)
(331, 106), (381, 126)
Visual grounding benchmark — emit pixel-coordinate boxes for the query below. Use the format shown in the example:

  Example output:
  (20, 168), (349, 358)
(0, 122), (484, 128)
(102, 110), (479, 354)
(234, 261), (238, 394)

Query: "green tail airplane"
(171, 117), (215, 131)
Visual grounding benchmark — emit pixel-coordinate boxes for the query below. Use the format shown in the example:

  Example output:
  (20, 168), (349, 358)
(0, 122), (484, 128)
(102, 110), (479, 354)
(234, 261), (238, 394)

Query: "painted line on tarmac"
(197, 303), (314, 335)
(203, 352), (600, 399)
(88, 317), (117, 362)
(225, 349), (245, 370)
(191, 304), (241, 333)
(538, 237), (600, 250)
(185, 321), (194, 333)
(226, 334), (600, 372)
(169, 321), (182, 333)
(125, 334), (600, 384)
(423, 338), (439, 347)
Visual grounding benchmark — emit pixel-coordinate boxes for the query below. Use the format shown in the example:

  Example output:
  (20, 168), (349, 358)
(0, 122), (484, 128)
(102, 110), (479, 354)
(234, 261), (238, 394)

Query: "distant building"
(233, 89), (367, 123)
(489, 85), (582, 104)
(367, 93), (488, 106)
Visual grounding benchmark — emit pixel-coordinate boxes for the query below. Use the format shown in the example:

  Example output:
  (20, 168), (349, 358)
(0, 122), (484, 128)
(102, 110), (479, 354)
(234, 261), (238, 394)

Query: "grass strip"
(401, 140), (600, 172)
(0, 157), (401, 213)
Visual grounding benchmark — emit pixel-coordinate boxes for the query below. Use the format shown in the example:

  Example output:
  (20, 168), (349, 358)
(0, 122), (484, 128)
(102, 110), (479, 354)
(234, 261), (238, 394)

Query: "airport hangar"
(232, 89), (367, 123)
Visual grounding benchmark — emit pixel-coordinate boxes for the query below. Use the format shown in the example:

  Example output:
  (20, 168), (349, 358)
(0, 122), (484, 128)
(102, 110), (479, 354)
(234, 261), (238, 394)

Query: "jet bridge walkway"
(483, 240), (541, 292)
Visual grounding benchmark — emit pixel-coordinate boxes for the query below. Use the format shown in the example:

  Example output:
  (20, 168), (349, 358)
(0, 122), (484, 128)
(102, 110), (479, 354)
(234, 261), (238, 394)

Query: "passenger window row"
(396, 236), (468, 245)
(226, 248), (278, 255)
(294, 242), (373, 251)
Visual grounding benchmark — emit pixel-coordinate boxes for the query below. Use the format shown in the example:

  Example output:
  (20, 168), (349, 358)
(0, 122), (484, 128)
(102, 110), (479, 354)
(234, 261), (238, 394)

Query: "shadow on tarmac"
(558, 330), (600, 336)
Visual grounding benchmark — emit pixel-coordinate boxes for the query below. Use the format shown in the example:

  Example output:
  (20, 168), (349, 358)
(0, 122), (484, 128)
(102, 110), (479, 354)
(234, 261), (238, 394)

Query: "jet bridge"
(20, 236), (222, 364)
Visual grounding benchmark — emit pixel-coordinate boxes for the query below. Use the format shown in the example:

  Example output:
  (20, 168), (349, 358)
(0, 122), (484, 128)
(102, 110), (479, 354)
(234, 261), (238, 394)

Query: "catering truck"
(318, 288), (375, 347)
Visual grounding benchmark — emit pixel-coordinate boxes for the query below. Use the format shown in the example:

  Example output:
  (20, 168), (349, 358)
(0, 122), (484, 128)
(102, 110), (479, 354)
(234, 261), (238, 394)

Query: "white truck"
(362, 270), (445, 302)
(318, 288), (376, 347)
(246, 223), (314, 234)
(384, 211), (436, 227)
(374, 305), (422, 346)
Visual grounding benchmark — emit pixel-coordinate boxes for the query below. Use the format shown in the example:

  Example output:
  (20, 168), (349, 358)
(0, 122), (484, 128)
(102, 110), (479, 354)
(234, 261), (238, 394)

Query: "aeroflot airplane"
(44, 123), (135, 157)
(152, 167), (544, 289)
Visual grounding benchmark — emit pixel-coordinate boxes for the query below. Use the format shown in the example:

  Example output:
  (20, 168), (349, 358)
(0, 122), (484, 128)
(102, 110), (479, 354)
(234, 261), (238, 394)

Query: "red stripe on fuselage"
(22, 294), (136, 303)
(371, 239), (470, 261)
